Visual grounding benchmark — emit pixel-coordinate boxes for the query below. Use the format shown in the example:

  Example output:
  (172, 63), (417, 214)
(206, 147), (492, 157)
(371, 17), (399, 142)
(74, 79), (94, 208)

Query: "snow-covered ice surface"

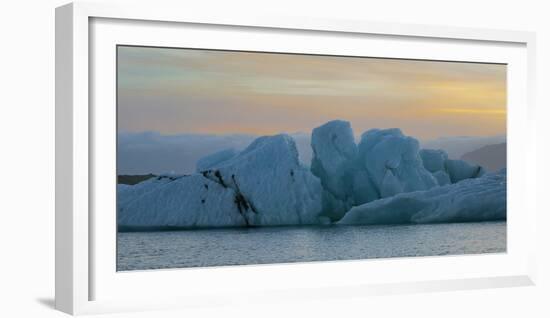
(445, 159), (485, 183)
(118, 134), (325, 229)
(338, 170), (506, 225)
(118, 175), (246, 230)
(308, 122), (449, 220)
(419, 148), (484, 185)
(200, 134), (324, 226)
(432, 170), (451, 186)
(356, 128), (438, 202)
(117, 176), (175, 214)
(419, 149), (448, 173)
(311, 120), (358, 220)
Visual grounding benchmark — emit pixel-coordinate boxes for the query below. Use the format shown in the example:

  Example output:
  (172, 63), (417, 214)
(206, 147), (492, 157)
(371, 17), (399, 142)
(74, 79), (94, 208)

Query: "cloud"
(117, 46), (507, 140)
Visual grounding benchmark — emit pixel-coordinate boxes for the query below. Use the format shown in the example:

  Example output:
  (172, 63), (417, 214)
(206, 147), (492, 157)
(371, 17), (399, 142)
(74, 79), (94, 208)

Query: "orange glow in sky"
(117, 46), (506, 140)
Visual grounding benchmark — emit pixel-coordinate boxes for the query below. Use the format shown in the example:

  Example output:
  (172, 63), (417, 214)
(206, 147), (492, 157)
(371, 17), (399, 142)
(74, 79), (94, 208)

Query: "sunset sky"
(117, 45), (506, 140)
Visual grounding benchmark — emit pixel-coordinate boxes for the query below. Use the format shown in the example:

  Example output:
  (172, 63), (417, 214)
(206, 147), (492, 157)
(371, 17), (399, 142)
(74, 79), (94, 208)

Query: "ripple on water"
(117, 221), (506, 271)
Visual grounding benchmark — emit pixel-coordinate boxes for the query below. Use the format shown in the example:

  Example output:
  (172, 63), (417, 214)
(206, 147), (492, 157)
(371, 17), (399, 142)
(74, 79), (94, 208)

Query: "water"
(117, 221), (506, 271)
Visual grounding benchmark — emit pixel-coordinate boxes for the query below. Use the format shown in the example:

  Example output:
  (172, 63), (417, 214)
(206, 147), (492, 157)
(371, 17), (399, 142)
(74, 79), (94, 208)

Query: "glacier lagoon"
(117, 221), (506, 271)
(117, 120), (506, 270)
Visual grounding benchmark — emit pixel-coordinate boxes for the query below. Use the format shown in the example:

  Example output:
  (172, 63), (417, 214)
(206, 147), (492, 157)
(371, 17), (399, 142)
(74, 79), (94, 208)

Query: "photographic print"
(116, 46), (506, 271)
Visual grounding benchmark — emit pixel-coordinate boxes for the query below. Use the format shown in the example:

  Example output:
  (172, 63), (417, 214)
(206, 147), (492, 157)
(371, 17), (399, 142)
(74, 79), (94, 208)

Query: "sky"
(117, 45), (507, 141)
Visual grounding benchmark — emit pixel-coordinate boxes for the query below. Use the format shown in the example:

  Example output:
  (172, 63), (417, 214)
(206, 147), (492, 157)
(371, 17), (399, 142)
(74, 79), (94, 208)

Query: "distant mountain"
(460, 143), (506, 172)
(421, 135), (506, 159)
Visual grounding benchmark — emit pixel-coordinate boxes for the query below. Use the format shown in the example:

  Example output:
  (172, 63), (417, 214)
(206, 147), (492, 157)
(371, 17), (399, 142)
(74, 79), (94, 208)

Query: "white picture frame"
(56, 1), (538, 315)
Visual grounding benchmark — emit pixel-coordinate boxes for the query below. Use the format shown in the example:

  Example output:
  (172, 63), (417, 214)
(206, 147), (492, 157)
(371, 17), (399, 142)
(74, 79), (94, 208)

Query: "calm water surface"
(117, 221), (506, 271)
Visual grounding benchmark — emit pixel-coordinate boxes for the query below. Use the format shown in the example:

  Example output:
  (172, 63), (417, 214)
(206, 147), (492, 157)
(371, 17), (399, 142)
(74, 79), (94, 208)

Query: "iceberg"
(445, 159), (485, 183)
(338, 170), (506, 225)
(311, 120), (358, 220)
(419, 149), (451, 185)
(307, 122), (462, 216)
(432, 170), (451, 186)
(355, 128), (438, 203)
(118, 174), (246, 230)
(351, 169), (379, 205)
(200, 134), (324, 226)
(119, 134), (325, 229)
(117, 175), (176, 210)
(117, 120), (502, 230)
(419, 149), (448, 173)
(420, 148), (485, 185)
